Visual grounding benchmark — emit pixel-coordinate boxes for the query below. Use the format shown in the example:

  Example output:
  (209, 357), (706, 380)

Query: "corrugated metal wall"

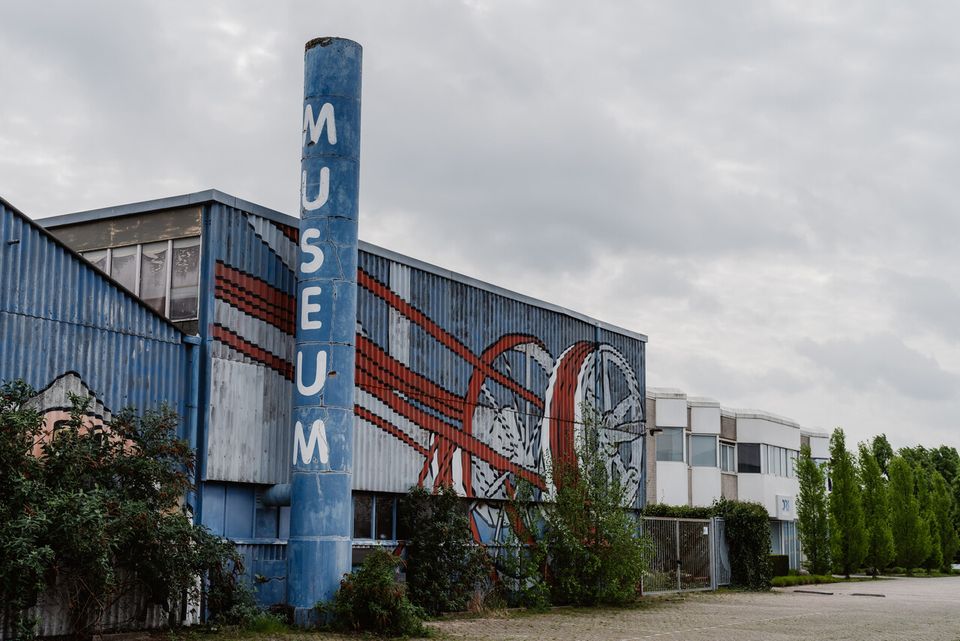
(354, 247), (646, 542)
(201, 202), (298, 485)
(0, 199), (186, 417)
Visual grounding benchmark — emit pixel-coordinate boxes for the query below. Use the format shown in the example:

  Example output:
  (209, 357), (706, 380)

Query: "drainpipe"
(184, 335), (202, 523)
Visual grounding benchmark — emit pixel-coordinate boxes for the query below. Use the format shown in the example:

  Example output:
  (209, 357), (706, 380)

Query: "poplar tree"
(871, 434), (894, 478)
(857, 444), (894, 573)
(888, 456), (929, 572)
(828, 428), (867, 576)
(931, 472), (960, 569)
(796, 444), (831, 574)
(915, 464), (945, 572)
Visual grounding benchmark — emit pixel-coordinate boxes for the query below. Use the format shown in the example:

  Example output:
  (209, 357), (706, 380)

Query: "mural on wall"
(353, 266), (645, 543)
(26, 372), (111, 455)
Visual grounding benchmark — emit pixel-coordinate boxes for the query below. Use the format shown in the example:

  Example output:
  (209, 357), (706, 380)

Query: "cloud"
(798, 334), (959, 401)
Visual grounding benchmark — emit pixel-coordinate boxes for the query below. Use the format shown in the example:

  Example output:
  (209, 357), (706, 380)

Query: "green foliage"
(796, 445), (832, 575)
(536, 408), (651, 606)
(323, 548), (426, 637)
(496, 484), (549, 610)
(714, 498), (772, 590)
(0, 380), (240, 639)
(641, 504), (713, 519)
(857, 444), (895, 573)
(871, 434), (894, 478)
(828, 428), (867, 576)
(888, 456), (929, 571)
(930, 472), (960, 569)
(401, 484), (490, 616)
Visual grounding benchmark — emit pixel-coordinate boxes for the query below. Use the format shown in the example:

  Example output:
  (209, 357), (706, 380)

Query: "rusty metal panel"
(201, 203), (297, 485)
(353, 244), (647, 543)
(0, 198), (186, 421)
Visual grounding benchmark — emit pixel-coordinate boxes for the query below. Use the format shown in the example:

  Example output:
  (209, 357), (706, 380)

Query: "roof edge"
(1, 194), (185, 336)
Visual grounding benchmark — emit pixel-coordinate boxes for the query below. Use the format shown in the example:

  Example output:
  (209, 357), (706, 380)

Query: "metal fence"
(640, 516), (726, 593)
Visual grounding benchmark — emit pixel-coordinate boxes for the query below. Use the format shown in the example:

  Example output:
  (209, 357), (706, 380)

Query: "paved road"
(429, 576), (960, 641)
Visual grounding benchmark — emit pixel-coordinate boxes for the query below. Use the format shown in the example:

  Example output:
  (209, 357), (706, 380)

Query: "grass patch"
(771, 575), (882, 587)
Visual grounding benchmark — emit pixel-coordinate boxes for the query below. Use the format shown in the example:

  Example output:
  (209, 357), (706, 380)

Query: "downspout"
(184, 335), (203, 523)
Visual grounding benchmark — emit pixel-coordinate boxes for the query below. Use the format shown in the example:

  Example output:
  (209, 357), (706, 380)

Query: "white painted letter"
(294, 419), (329, 465)
(301, 167), (330, 211)
(300, 227), (324, 273)
(297, 349), (327, 396)
(301, 286), (323, 330)
(303, 102), (337, 146)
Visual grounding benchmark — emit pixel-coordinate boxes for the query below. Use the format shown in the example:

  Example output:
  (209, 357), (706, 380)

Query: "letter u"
(297, 349), (328, 396)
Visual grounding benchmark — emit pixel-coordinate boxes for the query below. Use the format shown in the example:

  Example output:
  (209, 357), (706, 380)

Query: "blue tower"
(287, 37), (362, 622)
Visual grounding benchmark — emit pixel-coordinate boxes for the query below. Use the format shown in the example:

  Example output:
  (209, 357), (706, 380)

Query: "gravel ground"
(428, 576), (960, 641)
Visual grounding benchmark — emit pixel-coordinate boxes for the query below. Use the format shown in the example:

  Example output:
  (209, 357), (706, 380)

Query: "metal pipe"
(262, 483), (291, 507)
(288, 36), (362, 625)
(184, 335), (202, 521)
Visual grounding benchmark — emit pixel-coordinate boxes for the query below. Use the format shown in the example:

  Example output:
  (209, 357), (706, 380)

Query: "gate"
(640, 516), (717, 593)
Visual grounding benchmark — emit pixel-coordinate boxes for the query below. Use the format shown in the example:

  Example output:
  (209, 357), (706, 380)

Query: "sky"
(1, 1), (958, 450)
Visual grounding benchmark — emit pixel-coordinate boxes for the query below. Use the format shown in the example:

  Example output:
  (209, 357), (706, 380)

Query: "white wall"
(691, 466), (722, 507)
(654, 397), (687, 427)
(656, 461), (689, 506)
(808, 434), (830, 460)
(737, 414), (800, 450)
(690, 404), (721, 434)
(737, 473), (799, 517)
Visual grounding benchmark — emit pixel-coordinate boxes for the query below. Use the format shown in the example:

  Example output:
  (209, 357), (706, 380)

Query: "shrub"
(771, 575), (839, 587)
(769, 555), (790, 578)
(641, 504), (713, 519)
(401, 484), (490, 615)
(0, 381), (239, 639)
(324, 548), (425, 637)
(714, 499), (772, 590)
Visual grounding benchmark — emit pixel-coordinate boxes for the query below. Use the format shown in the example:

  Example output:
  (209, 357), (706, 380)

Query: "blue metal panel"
(289, 37), (363, 617)
(0, 198), (187, 424)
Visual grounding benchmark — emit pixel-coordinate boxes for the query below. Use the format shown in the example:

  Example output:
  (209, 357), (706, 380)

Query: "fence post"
(709, 518), (717, 591)
(675, 520), (681, 592)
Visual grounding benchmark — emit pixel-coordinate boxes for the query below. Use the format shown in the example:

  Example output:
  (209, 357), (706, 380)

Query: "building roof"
(1, 194), (184, 335)
(40, 190), (648, 343)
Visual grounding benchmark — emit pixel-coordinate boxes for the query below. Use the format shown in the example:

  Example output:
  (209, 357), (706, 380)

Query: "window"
(689, 435), (717, 467)
(738, 443), (761, 473)
(353, 493), (400, 540)
(81, 236), (201, 323)
(765, 445), (798, 478)
(170, 237), (201, 320)
(140, 241), (169, 314)
(109, 245), (138, 292)
(720, 442), (736, 472)
(656, 427), (684, 462)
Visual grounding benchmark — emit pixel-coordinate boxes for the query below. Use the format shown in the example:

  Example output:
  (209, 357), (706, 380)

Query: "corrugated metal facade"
(201, 202), (298, 485)
(0, 198), (186, 419)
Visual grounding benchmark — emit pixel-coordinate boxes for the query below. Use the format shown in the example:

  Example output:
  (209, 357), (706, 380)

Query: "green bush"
(324, 548), (426, 637)
(641, 504), (713, 519)
(769, 555), (790, 578)
(771, 574), (838, 587)
(401, 484), (490, 615)
(714, 499), (772, 590)
(0, 381), (239, 639)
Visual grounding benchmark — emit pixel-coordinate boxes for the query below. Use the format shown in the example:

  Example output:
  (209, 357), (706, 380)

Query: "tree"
(888, 456), (929, 572)
(0, 380), (240, 639)
(871, 434), (894, 478)
(857, 444), (895, 573)
(828, 428), (867, 576)
(930, 472), (960, 569)
(539, 407), (651, 605)
(400, 484), (489, 616)
(796, 445), (831, 575)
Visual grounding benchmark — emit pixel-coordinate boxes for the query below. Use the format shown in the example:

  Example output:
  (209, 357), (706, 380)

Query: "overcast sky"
(2, 1), (958, 450)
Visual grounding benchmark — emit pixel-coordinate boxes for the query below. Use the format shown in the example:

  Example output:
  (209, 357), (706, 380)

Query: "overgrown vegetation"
(321, 548), (426, 637)
(713, 498), (772, 590)
(0, 380), (242, 640)
(401, 484), (490, 616)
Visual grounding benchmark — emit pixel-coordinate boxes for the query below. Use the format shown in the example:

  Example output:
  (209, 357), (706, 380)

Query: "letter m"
(303, 102), (337, 146)
(294, 419), (330, 465)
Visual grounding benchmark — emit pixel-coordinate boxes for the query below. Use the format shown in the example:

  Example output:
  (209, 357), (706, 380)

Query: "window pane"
(720, 443), (735, 472)
(656, 427), (684, 462)
(376, 496), (394, 540)
(353, 494), (373, 539)
(140, 241), (168, 314)
(83, 249), (108, 273)
(738, 443), (761, 473)
(690, 435), (717, 467)
(110, 246), (138, 292)
(170, 237), (200, 320)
